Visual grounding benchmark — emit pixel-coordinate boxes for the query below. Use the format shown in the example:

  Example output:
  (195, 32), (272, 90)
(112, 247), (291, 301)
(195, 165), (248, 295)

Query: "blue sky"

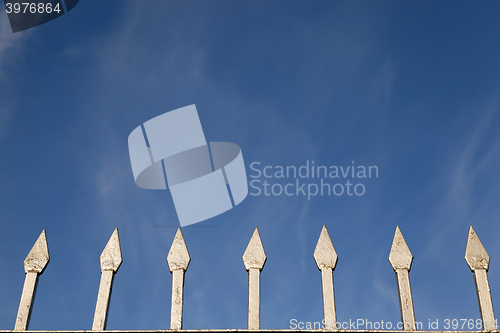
(1, 0), (500, 330)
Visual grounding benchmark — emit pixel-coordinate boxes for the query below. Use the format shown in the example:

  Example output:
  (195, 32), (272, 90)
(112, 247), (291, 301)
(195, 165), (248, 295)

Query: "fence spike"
(242, 227), (266, 330)
(465, 226), (496, 331)
(167, 228), (190, 330)
(14, 230), (50, 331)
(389, 226), (416, 331)
(314, 225), (338, 330)
(92, 228), (122, 330)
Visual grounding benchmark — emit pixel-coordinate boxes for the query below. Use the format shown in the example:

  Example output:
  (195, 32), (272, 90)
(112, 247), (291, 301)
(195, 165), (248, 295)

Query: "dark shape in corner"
(64, 0), (78, 12)
(4, 0), (79, 33)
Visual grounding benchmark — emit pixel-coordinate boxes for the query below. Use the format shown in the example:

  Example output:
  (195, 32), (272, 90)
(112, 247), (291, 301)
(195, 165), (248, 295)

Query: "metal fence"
(5, 225), (495, 332)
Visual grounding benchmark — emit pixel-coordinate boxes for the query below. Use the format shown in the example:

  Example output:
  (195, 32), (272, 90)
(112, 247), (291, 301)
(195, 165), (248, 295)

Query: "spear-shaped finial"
(389, 226), (416, 331)
(465, 226), (496, 331)
(314, 225), (338, 330)
(242, 227), (266, 330)
(167, 228), (190, 330)
(14, 230), (50, 331)
(92, 228), (122, 330)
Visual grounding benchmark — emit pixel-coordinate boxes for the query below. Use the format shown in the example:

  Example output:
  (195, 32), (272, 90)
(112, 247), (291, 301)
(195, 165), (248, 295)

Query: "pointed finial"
(167, 228), (190, 330)
(243, 227), (266, 271)
(389, 226), (413, 271)
(93, 228), (123, 330)
(167, 228), (190, 272)
(24, 230), (50, 274)
(243, 227), (266, 330)
(314, 225), (338, 270)
(314, 225), (338, 328)
(465, 226), (489, 271)
(15, 230), (50, 330)
(100, 228), (122, 272)
(389, 226), (416, 330)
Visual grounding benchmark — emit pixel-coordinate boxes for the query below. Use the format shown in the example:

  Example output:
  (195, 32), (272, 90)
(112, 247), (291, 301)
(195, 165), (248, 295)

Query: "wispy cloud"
(414, 93), (500, 322)
(0, 16), (26, 141)
(0, 15), (25, 70)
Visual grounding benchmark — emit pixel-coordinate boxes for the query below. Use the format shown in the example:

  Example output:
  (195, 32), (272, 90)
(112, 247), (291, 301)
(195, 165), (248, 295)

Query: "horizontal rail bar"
(0, 329), (492, 333)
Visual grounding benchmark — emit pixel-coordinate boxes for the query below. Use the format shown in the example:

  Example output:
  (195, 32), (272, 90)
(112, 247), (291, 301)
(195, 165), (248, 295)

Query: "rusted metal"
(167, 228), (190, 330)
(242, 227), (266, 330)
(92, 228), (122, 330)
(388, 226), (415, 331)
(465, 226), (495, 331)
(313, 225), (338, 330)
(14, 230), (50, 331)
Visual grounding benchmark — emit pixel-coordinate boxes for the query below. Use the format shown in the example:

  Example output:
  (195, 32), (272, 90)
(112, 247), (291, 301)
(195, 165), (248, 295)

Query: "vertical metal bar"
(320, 266), (336, 328)
(243, 227), (266, 330)
(170, 269), (185, 330)
(389, 226), (416, 331)
(167, 228), (190, 330)
(14, 230), (49, 331)
(465, 226), (496, 331)
(92, 271), (114, 330)
(474, 269), (495, 328)
(314, 225), (338, 330)
(92, 228), (122, 330)
(248, 268), (261, 330)
(14, 272), (39, 331)
(395, 268), (415, 330)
